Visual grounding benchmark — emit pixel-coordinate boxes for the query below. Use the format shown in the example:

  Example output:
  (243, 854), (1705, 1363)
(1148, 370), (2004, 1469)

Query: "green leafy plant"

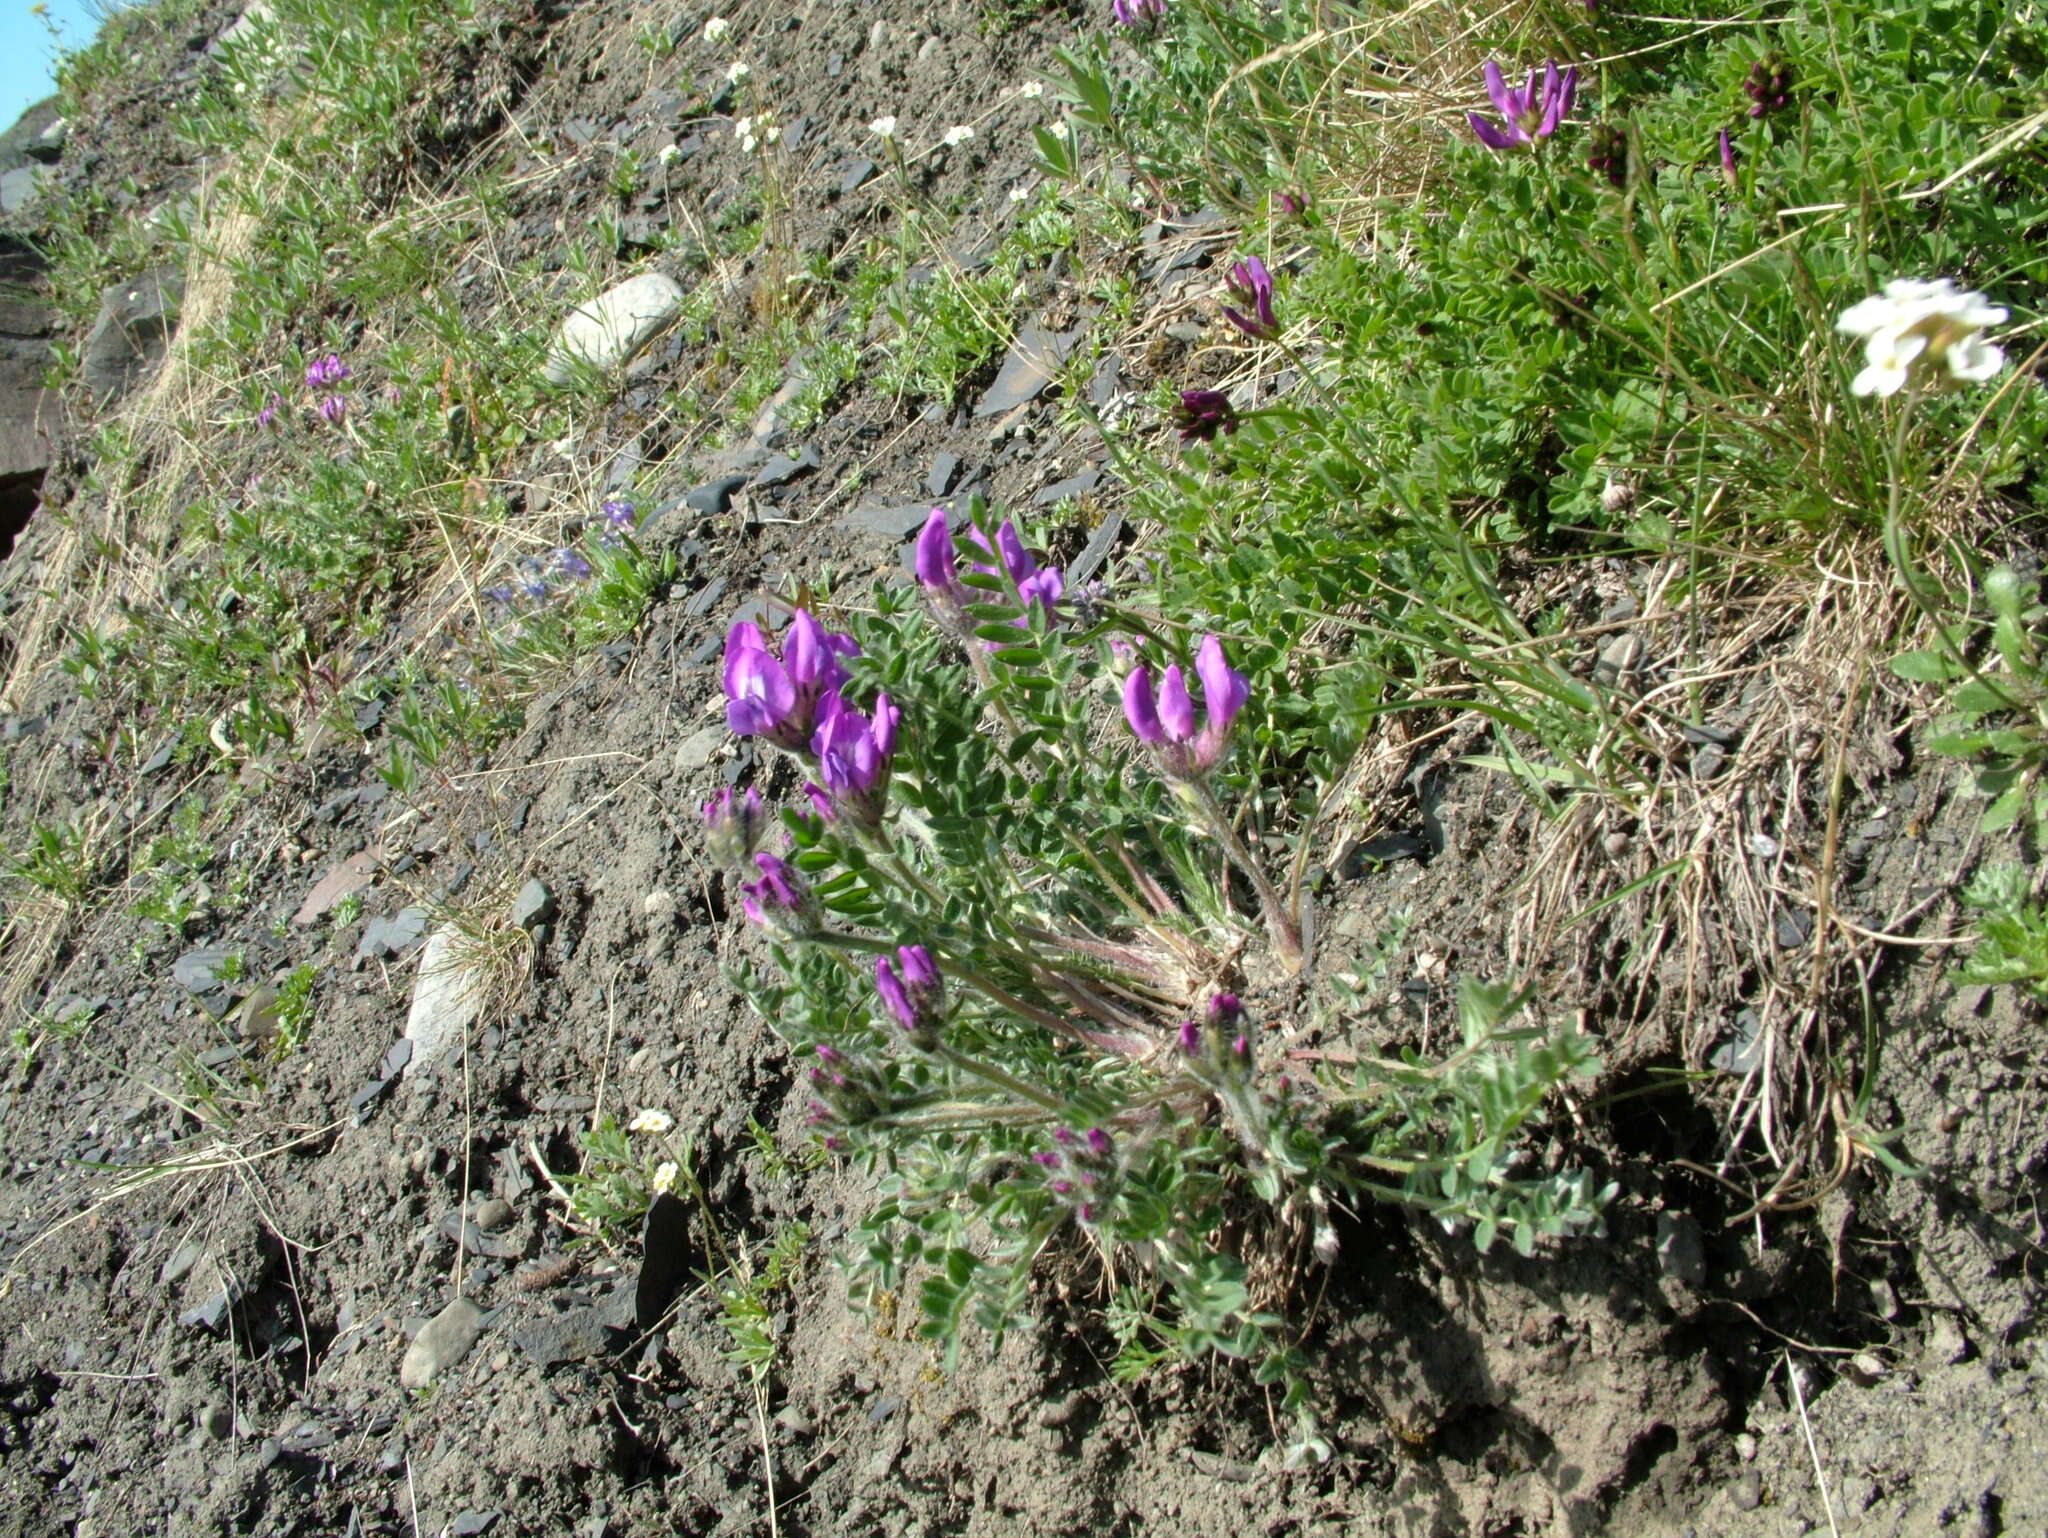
(1956, 865), (2048, 1002)
(716, 509), (1610, 1460)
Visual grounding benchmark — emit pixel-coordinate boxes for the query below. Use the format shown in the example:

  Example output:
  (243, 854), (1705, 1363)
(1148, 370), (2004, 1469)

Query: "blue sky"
(0, 1), (130, 132)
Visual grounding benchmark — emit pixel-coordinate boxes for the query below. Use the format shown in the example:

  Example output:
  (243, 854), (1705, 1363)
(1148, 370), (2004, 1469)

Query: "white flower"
(658, 143), (681, 165)
(702, 15), (730, 43)
(725, 59), (750, 84)
(1835, 277), (2008, 398)
(764, 122), (782, 145)
(628, 1108), (674, 1134)
(941, 124), (974, 148)
(870, 115), (897, 139)
(1008, 184), (1029, 203)
(1017, 80), (1044, 99)
(651, 1161), (679, 1194)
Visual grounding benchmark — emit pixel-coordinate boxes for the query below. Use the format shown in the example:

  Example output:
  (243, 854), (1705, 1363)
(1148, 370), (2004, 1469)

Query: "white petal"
(1947, 336), (2006, 382)
(1866, 327), (1927, 372)
(1836, 294), (1901, 336)
(1852, 360), (1908, 396)
(1883, 276), (1952, 304)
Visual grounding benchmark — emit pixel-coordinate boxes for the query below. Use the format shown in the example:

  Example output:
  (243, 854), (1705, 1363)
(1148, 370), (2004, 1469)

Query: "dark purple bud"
(1586, 122), (1626, 189)
(318, 393), (348, 427)
(914, 507), (960, 593)
(739, 851), (815, 934)
(1085, 1127), (1112, 1158)
(1718, 128), (1739, 186)
(811, 691), (901, 828)
(1177, 1018), (1201, 1056)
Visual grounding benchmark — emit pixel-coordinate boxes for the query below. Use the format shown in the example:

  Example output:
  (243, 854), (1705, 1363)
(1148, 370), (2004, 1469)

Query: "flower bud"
(875, 944), (945, 1050)
(704, 786), (766, 866)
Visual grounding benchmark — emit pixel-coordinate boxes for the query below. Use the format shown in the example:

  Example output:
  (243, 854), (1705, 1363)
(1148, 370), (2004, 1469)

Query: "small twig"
(1786, 1349), (1844, 1538)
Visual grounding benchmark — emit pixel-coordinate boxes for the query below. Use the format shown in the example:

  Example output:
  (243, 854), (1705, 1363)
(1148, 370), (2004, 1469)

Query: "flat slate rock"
(754, 445), (820, 489)
(682, 474), (749, 517)
(840, 501), (944, 539)
(357, 905), (428, 961)
(510, 1306), (619, 1368)
(1032, 466), (1102, 506)
(402, 929), (483, 1080)
(972, 317), (1084, 418)
(543, 272), (685, 385)
(292, 849), (380, 926)
(172, 947), (234, 993)
(399, 1296), (484, 1390)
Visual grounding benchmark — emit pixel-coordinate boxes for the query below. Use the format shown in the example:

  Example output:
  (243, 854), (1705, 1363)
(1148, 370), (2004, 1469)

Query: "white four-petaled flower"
(870, 115), (897, 139)
(1017, 80), (1044, 99)
(725, 59), (750, 84)
(702, 16), (730, 43)
(651, 1161), (679, 1193)
(628, 1108), (674, 1134)
(1835, 277), (2008, 398)
(941, 124), (974, 147)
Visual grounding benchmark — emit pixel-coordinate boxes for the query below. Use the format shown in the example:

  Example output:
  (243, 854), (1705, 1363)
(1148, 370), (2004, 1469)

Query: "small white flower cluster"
(1008, 184), (1030, 204)
(702, 15), (730, 43)
(734, 112), (781, 154)
(1835, 277), (2008, 398)
(1016, 80), (1044, 99)
(870, 115), (898, 140)
(726, 59), (750, 85)
(658, 143), (682, 165)
(627, 1107), (674, 1134)
(941, 124), (974, 148)
(651, 1161), (679, 1194)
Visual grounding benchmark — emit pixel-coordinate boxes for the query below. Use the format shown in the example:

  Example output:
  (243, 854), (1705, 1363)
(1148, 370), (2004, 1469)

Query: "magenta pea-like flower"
(1110, 0), (1164, 25)
(914, 507), (963, 597)
(304, 352), (351, 389)
(1122, 633), (1251, 779)
(1467, 60), (1577, 150)
(810, 690), (900, 827)
(1718, 129), (1739, 185)
(968, 519), (1064, 618)
(723, 609), (860, 751)
(875, 943), (944, 1049)
(257, 392), (283, 432)
(1173, 388), (1238, 443)
(318, 393), (348, 427)
(703, 786), (766, 866)
(739, 851), (816, 935)
(1221, 257), (1279, 341)
(1036, 1125), (1116, 1224)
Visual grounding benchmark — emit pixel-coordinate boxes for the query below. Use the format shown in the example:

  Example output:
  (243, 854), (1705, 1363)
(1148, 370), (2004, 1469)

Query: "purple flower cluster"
(874, 943), (944, 1050)
(1586, 122), (1626, 188)
(916, 512), (1064, 616)
(740, 850), (817, 934)
(1176, 992), (1253, 1081)
(1744, 55), (1793, 119)
(724, 611), (859, 751)
(600, 498), (638, 548)
(1173, 389), (1237, 443)
(804, 1045), (893, 1151)
(1110, 0), (1164, 25)
(305, 353), (353, 430)
(1221, 258), (1278, 342)
(1467, 60), (1577, 150)
(722, 608), (900, 841)
(1033, 1126), (1116, 1224)
(1122, 633), (1250, 780)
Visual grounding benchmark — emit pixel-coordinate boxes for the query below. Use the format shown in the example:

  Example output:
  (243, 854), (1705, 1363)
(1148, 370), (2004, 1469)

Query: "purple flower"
(1121, 633), (1250, 779)
(1173, 388), (1237, 443)
(257, 392), (282, 432)
(554, 548), (593, 581)
(522, 578), (550, 601)
(1221, 257), (1278, 341)
(914, 507), (963, 596)
(875, 944), (944, 1049)
(740, 850), (816, 934)
(1273, 188), (1309, 222)
(810, 690), (900, 827)
(1718, 128), (1739, 185)
(703, 786), (765, 866)
(602, 499), (637, 532)
(723, 610), (860, 752)
(1178, 992), (1255, 1079)
(968, 519), (1063, 619)
(1744, 55), (1792, 119)
(305, 352), (351, 389)
(805, 1045), (893, 1150)
(1110, 0), (1164, 25)
(318, 393), (348, 427)
(1040, 1125), (1117, 1225)
(1467, 60), (1577, 150)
